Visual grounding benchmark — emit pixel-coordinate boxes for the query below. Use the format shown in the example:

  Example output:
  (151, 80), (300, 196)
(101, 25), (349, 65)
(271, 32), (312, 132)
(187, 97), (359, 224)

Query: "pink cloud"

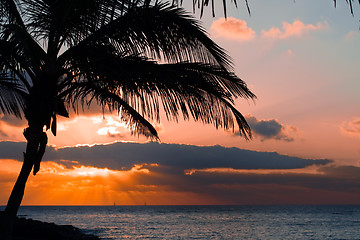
(345, 31), (360, 41)
(210, 17), (256, 41)
(262, 20), (328, 39)
(340, 118), (360, 138)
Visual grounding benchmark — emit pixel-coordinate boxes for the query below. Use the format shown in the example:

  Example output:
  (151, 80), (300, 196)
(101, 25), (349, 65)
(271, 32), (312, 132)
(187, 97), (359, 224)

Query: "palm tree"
(0, 0), (255, 238)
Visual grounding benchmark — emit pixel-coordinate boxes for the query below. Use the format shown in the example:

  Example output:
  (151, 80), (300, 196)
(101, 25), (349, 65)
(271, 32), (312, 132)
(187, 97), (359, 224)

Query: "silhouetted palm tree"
(0, 0), (255, 238)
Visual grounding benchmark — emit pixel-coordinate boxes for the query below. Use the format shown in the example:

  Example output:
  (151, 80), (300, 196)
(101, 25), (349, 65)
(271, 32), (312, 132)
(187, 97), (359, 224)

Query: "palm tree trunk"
(1, 154), (33, 239)
(0, 128), (47, 240)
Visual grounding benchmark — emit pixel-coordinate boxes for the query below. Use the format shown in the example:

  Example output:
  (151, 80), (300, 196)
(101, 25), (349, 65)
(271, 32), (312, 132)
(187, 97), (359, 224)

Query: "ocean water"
(8, 205), (360, 239)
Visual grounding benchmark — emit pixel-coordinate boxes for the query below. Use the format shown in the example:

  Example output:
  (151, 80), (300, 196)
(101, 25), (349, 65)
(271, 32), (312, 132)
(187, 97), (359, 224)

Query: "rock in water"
(0, 211), (100, 240)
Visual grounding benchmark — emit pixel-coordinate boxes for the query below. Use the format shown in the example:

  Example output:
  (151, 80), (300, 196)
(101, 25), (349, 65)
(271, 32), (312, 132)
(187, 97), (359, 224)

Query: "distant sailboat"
(113, 202), (116, 206)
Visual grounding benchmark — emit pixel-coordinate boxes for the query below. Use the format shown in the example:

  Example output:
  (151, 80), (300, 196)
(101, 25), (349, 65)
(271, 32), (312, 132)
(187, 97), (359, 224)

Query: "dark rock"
(0, 211), (100, 240)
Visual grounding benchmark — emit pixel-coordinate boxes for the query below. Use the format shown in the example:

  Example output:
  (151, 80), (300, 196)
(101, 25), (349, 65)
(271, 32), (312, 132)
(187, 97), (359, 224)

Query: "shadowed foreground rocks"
(0, 211), (100, 240)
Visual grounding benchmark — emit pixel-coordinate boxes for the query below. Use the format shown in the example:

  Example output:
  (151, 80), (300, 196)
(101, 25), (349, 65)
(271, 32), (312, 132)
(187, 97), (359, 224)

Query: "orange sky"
(1, 1), (360, 205)
(1, 154), (360, 205)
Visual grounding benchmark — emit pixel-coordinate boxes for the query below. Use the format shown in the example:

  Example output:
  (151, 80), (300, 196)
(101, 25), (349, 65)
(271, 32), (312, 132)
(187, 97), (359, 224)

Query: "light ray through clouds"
(1, 141), (360, 205)
(1, 144), (360, 205)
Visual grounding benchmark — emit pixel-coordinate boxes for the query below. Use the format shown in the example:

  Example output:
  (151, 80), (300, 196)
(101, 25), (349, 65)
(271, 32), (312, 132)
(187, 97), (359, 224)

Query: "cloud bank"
(0, 141), (330, 171)
(2, 141), (360, 205)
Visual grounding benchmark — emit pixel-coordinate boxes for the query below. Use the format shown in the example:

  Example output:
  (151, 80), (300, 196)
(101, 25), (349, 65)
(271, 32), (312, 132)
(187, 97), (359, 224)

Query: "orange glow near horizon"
(0, 159), (216, 205)
(1, 158), (360, 206)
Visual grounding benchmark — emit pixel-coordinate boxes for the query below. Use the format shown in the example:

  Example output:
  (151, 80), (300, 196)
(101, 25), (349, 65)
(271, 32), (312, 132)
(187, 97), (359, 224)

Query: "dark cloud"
(53, 142), (330, 170)
(115, 163), (360, 204)
(98, 161), (360, 204)
(0, 141), (331, 171)
(0, 141), (26, 160)
(186, 166), (360, 191)
(245, 115), (298, 141)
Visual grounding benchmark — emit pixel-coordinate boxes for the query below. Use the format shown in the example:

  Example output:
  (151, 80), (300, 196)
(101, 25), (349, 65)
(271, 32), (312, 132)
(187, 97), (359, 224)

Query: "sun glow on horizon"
(0, 159), (158, 205)
(0, 156), (359, 206)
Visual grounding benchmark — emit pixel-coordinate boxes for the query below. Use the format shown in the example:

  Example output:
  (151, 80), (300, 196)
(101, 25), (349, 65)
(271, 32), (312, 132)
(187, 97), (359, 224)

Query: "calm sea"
(7, 205), (360, 239)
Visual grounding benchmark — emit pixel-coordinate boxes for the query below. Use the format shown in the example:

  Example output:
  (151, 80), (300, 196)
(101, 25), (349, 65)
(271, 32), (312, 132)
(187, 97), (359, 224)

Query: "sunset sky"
(0, 0), (360, 205)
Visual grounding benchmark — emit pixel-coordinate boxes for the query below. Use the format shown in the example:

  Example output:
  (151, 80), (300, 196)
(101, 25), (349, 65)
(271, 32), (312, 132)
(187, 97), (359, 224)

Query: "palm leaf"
(0, 0), (25, 28)
(0, 73), (27, 118)
(1, 24), (46, 84)
(21, 0), (132, 55)
(60, 44), (255, 138)
(66, 81), (159, 139)
(59, 3), (232, 70)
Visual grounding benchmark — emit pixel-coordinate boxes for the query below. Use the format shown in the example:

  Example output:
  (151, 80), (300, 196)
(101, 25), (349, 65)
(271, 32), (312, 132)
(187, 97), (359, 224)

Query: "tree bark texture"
(0, 128), (47, 240)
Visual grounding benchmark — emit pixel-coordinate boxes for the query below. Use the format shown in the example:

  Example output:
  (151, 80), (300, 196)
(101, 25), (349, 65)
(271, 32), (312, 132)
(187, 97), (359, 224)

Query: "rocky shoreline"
(0, 211), (100, 240)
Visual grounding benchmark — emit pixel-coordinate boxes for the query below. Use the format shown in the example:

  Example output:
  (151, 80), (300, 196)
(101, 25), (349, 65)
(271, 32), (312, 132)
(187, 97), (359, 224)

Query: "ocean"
(7, 205), (360, 239)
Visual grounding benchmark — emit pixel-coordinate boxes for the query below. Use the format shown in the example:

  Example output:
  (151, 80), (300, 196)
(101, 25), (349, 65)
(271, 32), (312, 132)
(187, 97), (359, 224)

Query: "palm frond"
(65, 81), (159, 139)
(21, 0), (132, 53)
(0, 73), (27, 117)
(1, 24), (46, 82)
(0, 39), (37, 90)
(333, 0), (359, 15)
(59, 3), (232, 70)
(60, 45), (255, 139)
(0, 0), (25, 28)
(173, 0), (244, 18)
